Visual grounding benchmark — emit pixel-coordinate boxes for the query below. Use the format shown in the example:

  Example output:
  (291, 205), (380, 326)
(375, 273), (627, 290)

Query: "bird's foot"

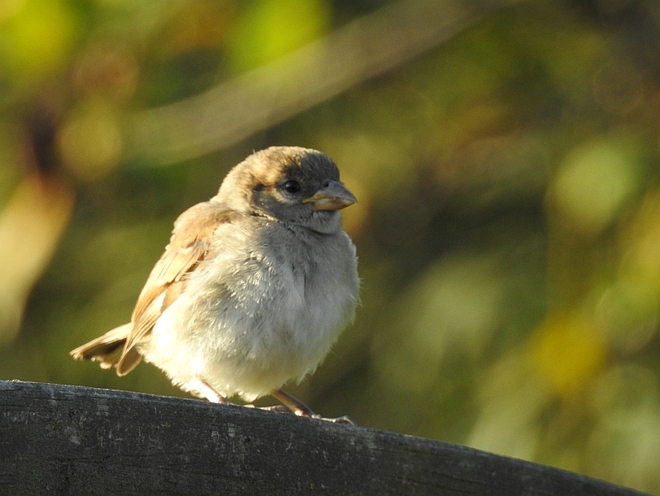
(270, 388), (356, 425)
(309, 414), (355, 425)
(245, 404), (356, 425)
(244, 404), (291, 414)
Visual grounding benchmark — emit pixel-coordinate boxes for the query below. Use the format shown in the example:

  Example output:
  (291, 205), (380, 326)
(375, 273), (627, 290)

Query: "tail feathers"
(70, 323), (136, 371)
(116, 347), (142, 376)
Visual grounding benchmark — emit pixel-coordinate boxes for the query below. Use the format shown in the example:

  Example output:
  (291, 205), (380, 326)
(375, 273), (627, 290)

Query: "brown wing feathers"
(71, 202), (230, 376)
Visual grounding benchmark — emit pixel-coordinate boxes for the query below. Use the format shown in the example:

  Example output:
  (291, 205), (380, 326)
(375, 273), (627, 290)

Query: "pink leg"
(271, 389), (315, 417)
(187, 378), (227, 404)
(271, 389), (355, 424)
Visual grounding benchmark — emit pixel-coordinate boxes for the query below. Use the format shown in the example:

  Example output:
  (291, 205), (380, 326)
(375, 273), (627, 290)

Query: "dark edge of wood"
(0, 381), (649, 495)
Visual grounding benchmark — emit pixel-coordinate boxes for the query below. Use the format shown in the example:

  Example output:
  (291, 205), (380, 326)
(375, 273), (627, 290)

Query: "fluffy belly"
(142, 278), (348, 401)
(140, 227), (357, 402)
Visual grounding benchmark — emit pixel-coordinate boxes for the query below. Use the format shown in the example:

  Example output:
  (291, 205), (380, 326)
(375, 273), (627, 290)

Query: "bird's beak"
(303, 180), (357, 211)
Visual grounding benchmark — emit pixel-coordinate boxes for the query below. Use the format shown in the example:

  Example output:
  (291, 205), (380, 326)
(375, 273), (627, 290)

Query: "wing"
(116, 201), (234, 375)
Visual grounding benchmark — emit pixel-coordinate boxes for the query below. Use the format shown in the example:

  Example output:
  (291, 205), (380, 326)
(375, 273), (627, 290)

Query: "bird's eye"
(283, 180), (301, 194)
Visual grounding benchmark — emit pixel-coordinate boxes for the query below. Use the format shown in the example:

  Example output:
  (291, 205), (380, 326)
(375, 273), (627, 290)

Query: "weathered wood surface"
(0, 381), (648, 495)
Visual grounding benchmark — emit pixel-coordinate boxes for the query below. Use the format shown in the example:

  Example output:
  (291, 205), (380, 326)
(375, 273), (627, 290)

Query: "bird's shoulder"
(171, 201), (240, 242)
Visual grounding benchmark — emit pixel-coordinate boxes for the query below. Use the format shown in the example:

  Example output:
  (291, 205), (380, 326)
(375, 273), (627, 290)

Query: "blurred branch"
(127, 0), (523, 164)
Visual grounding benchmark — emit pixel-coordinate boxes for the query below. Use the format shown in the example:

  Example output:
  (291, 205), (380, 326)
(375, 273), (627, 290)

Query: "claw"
(270, 389), (356, 425)
(310, 414), (355, 425)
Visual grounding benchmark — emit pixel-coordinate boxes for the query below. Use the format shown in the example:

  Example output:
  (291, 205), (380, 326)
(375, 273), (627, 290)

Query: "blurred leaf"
(228, 0), (330, 73)
(0, 0), (79, 84)
(57, 100), (123, 182)
(528, 312), (608, 398)
(0, 176), (74, 343)
(549, 136), (644, 237)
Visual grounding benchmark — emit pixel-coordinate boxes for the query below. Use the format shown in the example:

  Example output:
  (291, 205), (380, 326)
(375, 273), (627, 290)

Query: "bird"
(70, 146), (359, 420)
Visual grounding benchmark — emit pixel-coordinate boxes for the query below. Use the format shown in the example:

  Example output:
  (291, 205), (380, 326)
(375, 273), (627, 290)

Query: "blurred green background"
(2, 0), (660, 492)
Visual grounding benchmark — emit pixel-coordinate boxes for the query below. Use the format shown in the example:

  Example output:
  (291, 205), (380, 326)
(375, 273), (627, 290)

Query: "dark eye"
(283, 180), (301, 194)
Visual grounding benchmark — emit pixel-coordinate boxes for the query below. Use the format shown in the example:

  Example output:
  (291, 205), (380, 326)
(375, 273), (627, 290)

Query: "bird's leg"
(271, 389), (315, 416)
(188, 378), (228, 404)
(271, 389), (355, 425)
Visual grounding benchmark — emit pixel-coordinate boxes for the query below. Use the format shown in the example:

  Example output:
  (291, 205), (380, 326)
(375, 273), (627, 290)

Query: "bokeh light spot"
(550, 138), (641, 236)
(228, 0), (330, 73)
(529, 312), (608, 398)
(58, 102), (123, 182)
(0, 0), (78, 81)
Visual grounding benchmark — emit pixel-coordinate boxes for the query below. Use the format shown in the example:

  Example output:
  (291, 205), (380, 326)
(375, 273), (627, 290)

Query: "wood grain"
(0, 381), (648, 495)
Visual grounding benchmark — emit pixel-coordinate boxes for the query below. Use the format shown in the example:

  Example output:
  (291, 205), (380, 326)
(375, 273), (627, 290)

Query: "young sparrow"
(71, 146), (359, 420)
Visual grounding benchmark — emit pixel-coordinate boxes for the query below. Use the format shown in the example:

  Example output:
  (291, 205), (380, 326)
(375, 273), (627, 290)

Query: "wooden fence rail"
(0, 381), (648, 495)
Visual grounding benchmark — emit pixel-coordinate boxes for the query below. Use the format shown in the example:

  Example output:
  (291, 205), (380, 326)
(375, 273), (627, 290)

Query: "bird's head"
(215, 146), (356, 233)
